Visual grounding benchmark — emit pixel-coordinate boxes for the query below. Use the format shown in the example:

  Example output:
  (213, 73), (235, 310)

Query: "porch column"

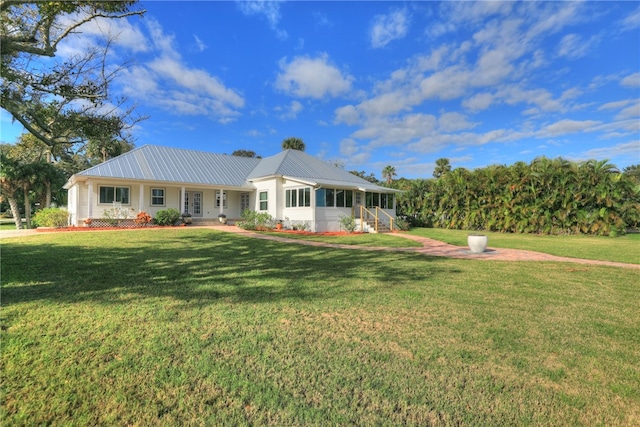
(138, 183), (144, 212)
(87, 180), (93, 218)
(180, 187), (186, 214)
(218, 188), (224, 215)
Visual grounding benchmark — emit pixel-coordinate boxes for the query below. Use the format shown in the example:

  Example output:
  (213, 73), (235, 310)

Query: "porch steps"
(362, 219), (392, 233)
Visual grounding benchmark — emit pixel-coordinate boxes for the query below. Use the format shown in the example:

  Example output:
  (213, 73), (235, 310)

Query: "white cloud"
(538, 119), (600, 137)
(193, 35), (207, 52)
(118, 18), (244, 122)
(599, 99), (635, 111)
(275, 54), (353, 99)
(438, 112), (478, 133)
(463, 93), (494, 112)
(277, 100), (304, 120)
(616, 102), (640, 121)
(334, 105), (361, 126)
(236, 0), (287, 39)
(620, 7), (640, 31)
(370, 9), (410, 48)
(580, 141), (640, 161)
(621, 72), (640, 88)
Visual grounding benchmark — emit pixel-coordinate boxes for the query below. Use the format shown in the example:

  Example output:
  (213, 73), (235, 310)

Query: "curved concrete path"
(2, 225), (638, 269)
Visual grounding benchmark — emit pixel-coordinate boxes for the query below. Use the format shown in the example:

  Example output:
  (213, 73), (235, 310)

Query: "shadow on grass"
(2, 230), (462, 307)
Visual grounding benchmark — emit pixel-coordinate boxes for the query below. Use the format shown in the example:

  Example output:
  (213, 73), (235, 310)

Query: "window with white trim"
(286, 187), (311, 208)
(99, 186), (130, 205)
(216, 190), (227, 208)
(259, 191), (268, 211)
(151, 188), (165, 206)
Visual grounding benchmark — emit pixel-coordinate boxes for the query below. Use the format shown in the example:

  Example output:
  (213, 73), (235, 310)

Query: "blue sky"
(1, 1), (639, 178)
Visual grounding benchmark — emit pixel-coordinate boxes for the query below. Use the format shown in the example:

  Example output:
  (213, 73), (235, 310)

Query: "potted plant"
(218, 213), (227, 224)
(83, 218), (92, 227)
(182, 212), (192, 224)
(467, 233), (488, 254)
(275, 219), (283, 230)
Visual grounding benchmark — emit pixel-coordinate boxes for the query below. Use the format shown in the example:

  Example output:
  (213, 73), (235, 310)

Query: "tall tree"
(281, 137), (305, 151)
(382, 165), (397, 184)
(433, 158), (451, 178)
(1, 1), (145, 153)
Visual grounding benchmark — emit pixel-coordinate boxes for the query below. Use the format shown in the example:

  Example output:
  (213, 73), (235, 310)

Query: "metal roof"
(69, 145), (400, 193)
(75, 145), (260, 187)
(248, 149), (399, 192)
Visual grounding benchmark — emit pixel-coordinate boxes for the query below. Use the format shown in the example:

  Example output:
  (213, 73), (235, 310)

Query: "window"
(286, 189), (297, 208)
(99, 186), (129, 204)
(286, 187), (311, 208)
(315, 189), (325, 207)
(216, 190), (227, 208)
(365, 192), (381, 208)
(325, 188), (335, 207)
(381, 193), (395, 209)
(316, 188), (352, 208)
(299, 187), (311, 207)
(259, 191), (268, 211)
(151, 188), (165, 206)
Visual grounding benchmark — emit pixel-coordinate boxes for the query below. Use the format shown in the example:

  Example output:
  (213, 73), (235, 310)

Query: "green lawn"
(261, 231), (422, 248)
(2, 229), (639, 426)
(409, 227), (640, 264)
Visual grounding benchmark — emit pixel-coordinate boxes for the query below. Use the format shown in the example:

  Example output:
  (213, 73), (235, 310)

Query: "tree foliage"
(281, 137), (305, 151)
(1, 1), (145, 154)
(381, 165), (397, 184)
(433, 158), (451, 178)
(231, 149), (261, 158)
(396, 157), (639, 236)
(349, 170), (379, 184)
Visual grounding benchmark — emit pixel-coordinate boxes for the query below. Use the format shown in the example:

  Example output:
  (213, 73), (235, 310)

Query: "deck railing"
(358, 206), (394, 232)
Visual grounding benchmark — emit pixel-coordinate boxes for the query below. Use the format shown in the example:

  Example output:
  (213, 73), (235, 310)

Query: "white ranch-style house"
(64, 145), (402, 232)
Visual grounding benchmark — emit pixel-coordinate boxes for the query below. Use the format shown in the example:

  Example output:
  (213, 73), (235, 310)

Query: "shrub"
(135, 211), (152, 225)
(395, 217), (410, 231)
(339, 215), (357, 233)
(154, 208), (181, 226)
(32, 208), (69, 228)
(237, 210), (275, 230)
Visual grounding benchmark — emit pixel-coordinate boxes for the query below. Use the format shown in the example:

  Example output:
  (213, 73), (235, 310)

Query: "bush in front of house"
(32, 208), (69, 228)
(339, 215), (357, 233)
(154, 208), (181, 226)
(237, 210), (275, 230)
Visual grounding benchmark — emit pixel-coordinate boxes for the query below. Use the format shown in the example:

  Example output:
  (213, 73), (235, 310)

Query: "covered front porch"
(69, 178), (255, 226)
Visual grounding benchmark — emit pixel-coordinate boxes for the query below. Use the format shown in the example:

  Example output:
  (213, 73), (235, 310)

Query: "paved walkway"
(2, 225), (638, 269)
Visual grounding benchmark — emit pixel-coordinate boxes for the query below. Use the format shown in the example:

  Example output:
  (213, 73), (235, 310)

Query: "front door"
(184, 191), (203, 217)
(354, 192), (363, 218)
(240, 193), (250, 214)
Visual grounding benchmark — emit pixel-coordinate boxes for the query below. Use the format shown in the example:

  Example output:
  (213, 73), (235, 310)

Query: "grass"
(409, 228), (640, 264)
(2, 229), (639, 426)
(261, 230), (422, 248)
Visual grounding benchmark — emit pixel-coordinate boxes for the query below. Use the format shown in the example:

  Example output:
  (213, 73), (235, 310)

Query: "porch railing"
(358, 206), (394, 232)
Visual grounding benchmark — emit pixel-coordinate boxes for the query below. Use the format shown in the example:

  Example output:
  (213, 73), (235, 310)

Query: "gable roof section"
(248, 149), (398, 192)
(72, 145), (260, 187)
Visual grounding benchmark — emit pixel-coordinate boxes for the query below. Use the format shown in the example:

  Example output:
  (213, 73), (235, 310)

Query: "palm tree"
(281, 137), (305, 151)
(381, 165), (397, 184)
(433, 158), (451, 178)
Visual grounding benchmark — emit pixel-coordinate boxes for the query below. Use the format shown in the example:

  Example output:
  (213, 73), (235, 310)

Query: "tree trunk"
(8, 197), (23, 229)
(45, 180), (52, 207)
(23, 184), (32, 229)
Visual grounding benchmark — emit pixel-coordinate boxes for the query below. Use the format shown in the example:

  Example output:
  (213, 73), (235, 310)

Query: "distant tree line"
(390, 157), (639, 236)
